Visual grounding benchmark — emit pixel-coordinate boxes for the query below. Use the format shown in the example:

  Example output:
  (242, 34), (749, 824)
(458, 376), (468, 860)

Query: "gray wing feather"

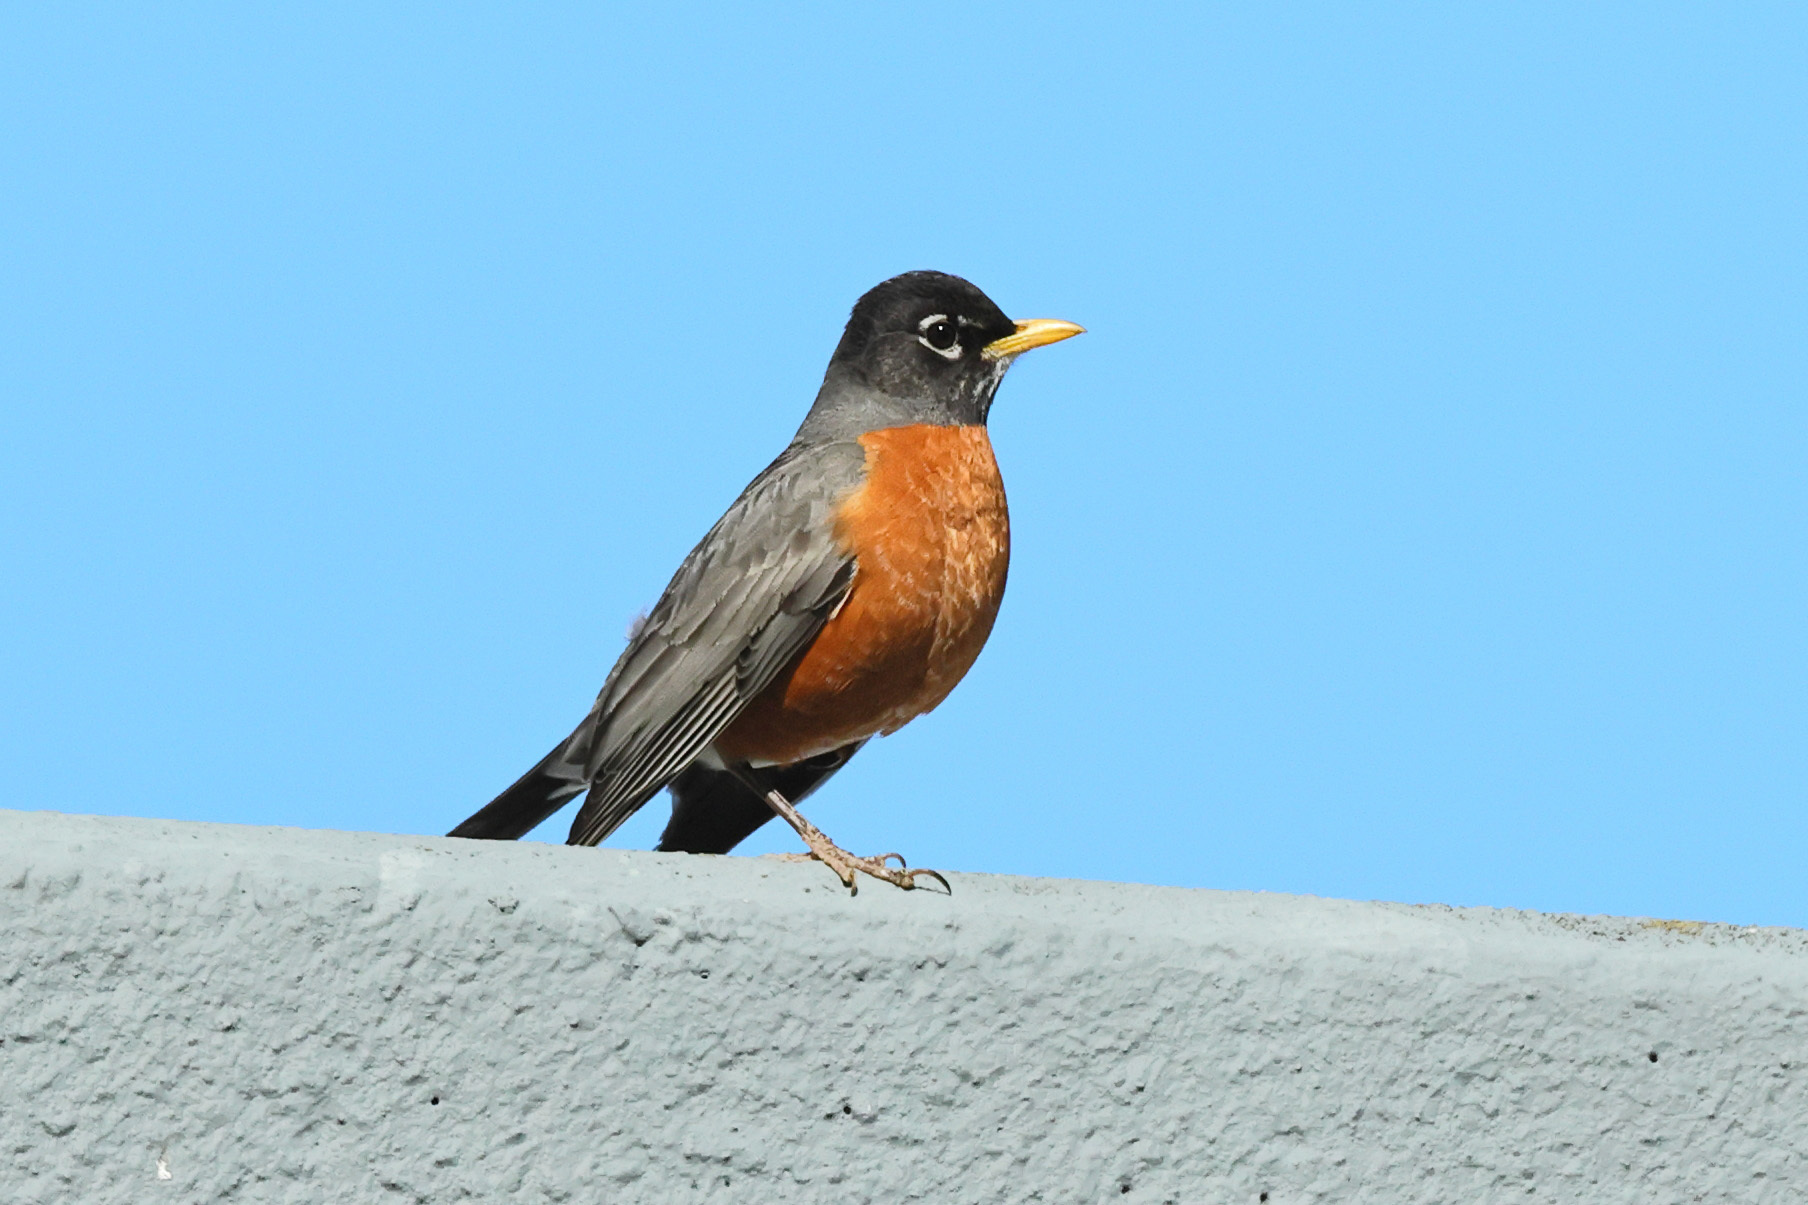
(562, 440), (867, 847)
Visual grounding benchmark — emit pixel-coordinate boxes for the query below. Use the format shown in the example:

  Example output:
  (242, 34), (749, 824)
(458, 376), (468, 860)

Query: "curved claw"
(902, 867), (952, 895)
(829, 860), (859, 895)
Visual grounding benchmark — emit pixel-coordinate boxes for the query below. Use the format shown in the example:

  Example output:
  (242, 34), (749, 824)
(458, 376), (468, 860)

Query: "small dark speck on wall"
(1648, 1052), (1659, 1063)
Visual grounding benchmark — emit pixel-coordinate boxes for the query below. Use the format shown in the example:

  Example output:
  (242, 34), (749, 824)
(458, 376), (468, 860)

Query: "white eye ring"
(916, 314), (961, 359)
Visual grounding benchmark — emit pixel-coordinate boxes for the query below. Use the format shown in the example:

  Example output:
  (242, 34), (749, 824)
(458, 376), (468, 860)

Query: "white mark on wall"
(378, 849), (429, 914)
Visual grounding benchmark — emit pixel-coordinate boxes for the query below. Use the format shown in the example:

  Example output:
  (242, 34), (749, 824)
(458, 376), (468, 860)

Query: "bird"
(448, 271), (1082, 892)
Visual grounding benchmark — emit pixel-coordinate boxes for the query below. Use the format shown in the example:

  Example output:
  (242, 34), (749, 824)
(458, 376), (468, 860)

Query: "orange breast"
(713, 424), (1010, 767)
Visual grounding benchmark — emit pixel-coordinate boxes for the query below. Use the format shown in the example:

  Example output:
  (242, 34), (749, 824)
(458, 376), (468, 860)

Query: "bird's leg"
(764, 790), (948, 896)
(734, 772), (948, 896)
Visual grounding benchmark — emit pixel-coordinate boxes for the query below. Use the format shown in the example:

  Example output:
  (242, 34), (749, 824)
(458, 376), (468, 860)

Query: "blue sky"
(3, 6), (1804, 925)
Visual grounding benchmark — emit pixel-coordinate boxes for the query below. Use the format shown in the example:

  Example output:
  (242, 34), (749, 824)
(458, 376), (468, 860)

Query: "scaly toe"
(844, 856), (949, 895)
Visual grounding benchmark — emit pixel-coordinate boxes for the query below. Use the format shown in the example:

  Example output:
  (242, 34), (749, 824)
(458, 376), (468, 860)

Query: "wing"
(560, 439), (868, 847)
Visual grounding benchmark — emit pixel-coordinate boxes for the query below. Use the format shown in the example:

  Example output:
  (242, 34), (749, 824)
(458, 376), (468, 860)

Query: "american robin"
(449, 271), (1082, 892)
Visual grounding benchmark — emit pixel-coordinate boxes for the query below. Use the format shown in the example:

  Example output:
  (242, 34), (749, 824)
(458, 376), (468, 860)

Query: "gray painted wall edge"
(4, 807), (1804, 1203)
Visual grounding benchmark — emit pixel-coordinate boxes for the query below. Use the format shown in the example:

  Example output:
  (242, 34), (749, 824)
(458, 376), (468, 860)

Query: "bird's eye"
(917, 314), (960, 357)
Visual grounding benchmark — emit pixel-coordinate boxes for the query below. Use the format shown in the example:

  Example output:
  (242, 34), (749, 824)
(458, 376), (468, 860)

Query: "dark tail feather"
(656, 741), (864, 855)
(449, 738), (588, 841)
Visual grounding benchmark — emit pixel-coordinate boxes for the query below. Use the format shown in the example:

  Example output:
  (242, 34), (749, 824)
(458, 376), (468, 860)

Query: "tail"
(448, 734), (589, 841)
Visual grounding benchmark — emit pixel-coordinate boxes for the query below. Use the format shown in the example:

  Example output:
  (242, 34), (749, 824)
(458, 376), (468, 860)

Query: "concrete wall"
(3, 808), (1804, 1203)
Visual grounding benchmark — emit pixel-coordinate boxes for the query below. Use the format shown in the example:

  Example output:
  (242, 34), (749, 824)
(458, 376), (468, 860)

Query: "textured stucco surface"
(2, 808), (1805, 1203)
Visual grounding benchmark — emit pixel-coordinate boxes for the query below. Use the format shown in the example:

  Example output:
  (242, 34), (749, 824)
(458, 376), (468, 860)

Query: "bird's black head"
(799, 271), (1082, 439)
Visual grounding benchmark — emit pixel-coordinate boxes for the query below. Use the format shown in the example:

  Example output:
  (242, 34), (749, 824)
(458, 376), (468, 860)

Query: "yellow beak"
(982, 318), (1086, 361)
